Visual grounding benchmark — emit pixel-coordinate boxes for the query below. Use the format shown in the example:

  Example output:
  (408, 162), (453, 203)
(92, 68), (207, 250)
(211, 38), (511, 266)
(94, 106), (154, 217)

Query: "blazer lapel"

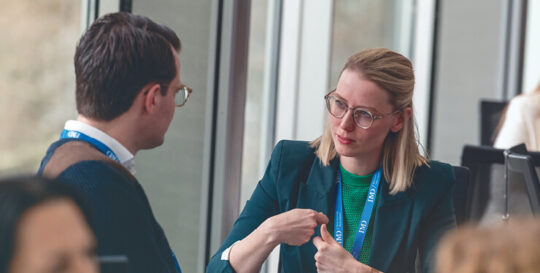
(294, 158), (338, 272)
(369, 178), (413, 272)
(297, 158), (339, 217)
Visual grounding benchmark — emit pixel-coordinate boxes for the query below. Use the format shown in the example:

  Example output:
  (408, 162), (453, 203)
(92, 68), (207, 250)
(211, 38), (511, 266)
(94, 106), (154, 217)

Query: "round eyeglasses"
(324, 90), (399, 129)
(175, 86), (192, 107)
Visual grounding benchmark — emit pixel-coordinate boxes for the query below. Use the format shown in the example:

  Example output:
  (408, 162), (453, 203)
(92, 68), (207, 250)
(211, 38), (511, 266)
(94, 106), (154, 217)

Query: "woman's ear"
(142, 83), (162, 114)
(390, 107), (412, 133)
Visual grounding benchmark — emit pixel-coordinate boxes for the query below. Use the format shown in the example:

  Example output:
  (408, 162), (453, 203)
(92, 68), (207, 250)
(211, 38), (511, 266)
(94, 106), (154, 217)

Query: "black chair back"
(460, 145), (505, 221)
(461, 144), (540, 222)
(506, 153), (540, 215)
(480, 100), (507, 146)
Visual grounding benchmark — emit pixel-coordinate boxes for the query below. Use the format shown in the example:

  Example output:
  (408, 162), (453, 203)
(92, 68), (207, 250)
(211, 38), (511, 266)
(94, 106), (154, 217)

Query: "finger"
(315, 212), (329, 224)
(320, 224), (332, 242)
(312, 236), (323, 249)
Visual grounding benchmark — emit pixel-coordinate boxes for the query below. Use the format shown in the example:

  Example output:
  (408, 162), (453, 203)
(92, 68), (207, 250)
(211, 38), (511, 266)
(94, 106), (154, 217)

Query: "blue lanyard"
(60, 129), (120, 163)
(172, 250), (182, 273)
(334, 166), (381, 260)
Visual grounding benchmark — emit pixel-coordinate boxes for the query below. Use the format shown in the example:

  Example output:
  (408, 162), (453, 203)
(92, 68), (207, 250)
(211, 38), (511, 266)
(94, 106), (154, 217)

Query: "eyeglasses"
(324, 90), (399, 129)
(175, 86), (192, 107)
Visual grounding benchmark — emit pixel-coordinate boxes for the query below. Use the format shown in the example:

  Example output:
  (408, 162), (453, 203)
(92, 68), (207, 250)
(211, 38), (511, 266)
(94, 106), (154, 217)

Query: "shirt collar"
(64, 120), (136, 174)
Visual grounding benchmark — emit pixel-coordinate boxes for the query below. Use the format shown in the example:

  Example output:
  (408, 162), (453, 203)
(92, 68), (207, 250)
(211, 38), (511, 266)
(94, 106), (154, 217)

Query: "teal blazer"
(207, 140), (456, 273)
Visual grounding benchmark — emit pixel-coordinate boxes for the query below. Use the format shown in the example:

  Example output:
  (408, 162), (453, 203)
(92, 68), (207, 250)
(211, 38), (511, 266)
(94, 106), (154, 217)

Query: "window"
(0, 1), (81, 175)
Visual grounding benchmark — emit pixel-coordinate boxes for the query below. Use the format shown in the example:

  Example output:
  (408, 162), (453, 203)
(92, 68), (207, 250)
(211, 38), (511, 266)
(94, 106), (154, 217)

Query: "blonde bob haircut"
(311, 48), (428, 194)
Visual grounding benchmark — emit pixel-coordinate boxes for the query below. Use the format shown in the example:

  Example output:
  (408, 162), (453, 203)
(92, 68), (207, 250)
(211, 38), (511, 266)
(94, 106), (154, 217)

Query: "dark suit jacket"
(207, 140), (456, 273)
(38, 139), (180, 273)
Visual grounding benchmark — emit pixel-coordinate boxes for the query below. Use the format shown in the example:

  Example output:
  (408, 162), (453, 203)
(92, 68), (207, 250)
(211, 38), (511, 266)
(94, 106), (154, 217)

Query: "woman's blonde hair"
(436, 219), (540, 273)
(310, 48), (427, 194)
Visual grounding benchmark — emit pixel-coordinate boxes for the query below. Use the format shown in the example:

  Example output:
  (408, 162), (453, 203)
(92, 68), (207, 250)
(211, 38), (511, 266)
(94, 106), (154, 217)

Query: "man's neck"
(77, 115), (138, 155)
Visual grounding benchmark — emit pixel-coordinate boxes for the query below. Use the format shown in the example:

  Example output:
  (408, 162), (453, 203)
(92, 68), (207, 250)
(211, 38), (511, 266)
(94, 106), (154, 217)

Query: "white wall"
(523, 0), (540, 93)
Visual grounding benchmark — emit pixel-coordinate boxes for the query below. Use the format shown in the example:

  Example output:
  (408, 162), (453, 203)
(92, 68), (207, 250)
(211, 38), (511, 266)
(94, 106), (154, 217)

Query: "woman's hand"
(229, 209), (328, 273)
(313, 224), (383, 273)
(263, 208), (329, 246)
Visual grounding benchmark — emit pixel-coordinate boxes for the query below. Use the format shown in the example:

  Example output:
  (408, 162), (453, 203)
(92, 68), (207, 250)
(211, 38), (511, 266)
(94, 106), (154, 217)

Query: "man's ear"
(390, 107), (412, 133)
(142, 83), (162, 114)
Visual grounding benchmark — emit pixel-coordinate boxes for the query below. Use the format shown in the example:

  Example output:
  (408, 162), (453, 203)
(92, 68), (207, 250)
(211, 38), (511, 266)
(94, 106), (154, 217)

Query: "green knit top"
(329, 164), (377, 264)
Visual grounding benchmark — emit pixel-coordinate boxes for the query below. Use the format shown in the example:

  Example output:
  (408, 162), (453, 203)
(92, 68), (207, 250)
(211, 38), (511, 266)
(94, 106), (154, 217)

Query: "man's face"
(151, 49), (182, 147)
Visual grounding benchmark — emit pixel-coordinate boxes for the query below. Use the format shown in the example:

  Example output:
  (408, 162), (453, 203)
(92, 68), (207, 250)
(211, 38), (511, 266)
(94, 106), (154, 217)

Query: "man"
(37, 12), (190, 273)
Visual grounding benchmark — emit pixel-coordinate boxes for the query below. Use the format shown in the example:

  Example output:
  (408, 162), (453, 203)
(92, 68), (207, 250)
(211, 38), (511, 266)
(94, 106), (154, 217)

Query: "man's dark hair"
(75, 12), (181, 120)
(0, 176), (94, 273)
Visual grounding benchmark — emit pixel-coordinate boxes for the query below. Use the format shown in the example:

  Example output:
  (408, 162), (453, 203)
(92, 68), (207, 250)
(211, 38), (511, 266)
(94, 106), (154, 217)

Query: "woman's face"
(330, 69), (402, 161)
(9, 199), (98, 273)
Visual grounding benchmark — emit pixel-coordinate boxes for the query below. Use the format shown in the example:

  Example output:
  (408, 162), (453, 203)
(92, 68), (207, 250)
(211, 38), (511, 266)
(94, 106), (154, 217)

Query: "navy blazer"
(207, 140), (456, 273)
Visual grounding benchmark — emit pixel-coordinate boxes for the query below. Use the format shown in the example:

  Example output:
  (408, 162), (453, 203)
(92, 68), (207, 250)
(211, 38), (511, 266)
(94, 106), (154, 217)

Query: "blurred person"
(207, 48), (456, 273)
(0, 176), (97, 273)
(37, 12), (191, 273)
(494, 81), (540, 151)
(436, 218), (540, 273)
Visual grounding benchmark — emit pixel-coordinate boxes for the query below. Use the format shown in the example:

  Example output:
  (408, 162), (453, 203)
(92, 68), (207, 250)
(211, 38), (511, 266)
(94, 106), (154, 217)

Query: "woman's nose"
(339, 110), (356, 131)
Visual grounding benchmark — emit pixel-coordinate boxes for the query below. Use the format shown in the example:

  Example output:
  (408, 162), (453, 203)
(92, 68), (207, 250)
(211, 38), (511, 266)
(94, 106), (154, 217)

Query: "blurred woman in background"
(0, 176), (98, 273)
(436, 218), (540, 273)
(495, 81), (540, 151)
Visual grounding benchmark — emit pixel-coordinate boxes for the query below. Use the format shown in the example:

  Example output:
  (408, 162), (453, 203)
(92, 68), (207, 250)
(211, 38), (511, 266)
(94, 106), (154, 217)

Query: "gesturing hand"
(312, 224), (382, 273)
(263, 209), (329, 246)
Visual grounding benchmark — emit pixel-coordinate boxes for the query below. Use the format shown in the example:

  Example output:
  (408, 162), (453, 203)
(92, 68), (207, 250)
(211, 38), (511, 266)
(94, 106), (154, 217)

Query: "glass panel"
(431, 0), (506, 164)
(330, 0), (414, 87)
(131, 1), (213, 272)
(241, 0), (272, 206)
(0, 1), (80, 175)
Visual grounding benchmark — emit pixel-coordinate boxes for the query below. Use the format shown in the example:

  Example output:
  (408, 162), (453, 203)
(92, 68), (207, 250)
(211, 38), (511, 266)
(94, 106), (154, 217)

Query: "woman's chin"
(335, 145), (357, 158)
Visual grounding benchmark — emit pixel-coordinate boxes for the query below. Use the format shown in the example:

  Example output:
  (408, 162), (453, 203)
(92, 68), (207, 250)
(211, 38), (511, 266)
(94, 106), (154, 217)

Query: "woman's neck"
(339, 152), (382, 176)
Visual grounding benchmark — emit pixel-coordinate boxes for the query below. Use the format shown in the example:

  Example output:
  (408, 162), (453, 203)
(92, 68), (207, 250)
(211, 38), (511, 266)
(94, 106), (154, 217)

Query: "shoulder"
(62, 160), (130, 179)
(412, 160), (455, 195)
(507, 94), (540, 115)
(41, 140), (107, 176)
(58, 160), (136, 196)
(270, 140), (317, 170)
(274, 140), (315, 156)
(38, 139), (75, 174)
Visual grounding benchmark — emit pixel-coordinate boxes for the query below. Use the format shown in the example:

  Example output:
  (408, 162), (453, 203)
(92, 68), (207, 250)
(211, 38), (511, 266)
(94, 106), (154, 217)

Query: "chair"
(480, 100), (507, 146)
(460, 145), (505, 221)
(505, 152), (540, 215)
(99, 255), (129, 273)
(452, 166), (470, 226)
(461, 144), (540, 223)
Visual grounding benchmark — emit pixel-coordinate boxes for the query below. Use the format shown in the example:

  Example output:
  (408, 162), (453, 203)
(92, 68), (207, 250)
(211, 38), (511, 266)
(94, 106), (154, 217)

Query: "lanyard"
(172, 250), (182, 273)
(60, 129), (120, 163)
(334, 166), (381, 260)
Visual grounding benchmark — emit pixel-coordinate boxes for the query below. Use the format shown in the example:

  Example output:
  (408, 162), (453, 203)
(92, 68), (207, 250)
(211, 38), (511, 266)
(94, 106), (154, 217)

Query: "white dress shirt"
(64, 120), (136, 174)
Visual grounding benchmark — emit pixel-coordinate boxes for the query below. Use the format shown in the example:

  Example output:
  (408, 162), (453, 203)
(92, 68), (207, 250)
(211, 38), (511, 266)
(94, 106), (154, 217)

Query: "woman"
(207, 48), (456, 273)
(0, 176), (98, 273)
(436, 218), (540, 273)
(494, 81), (540, 151)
